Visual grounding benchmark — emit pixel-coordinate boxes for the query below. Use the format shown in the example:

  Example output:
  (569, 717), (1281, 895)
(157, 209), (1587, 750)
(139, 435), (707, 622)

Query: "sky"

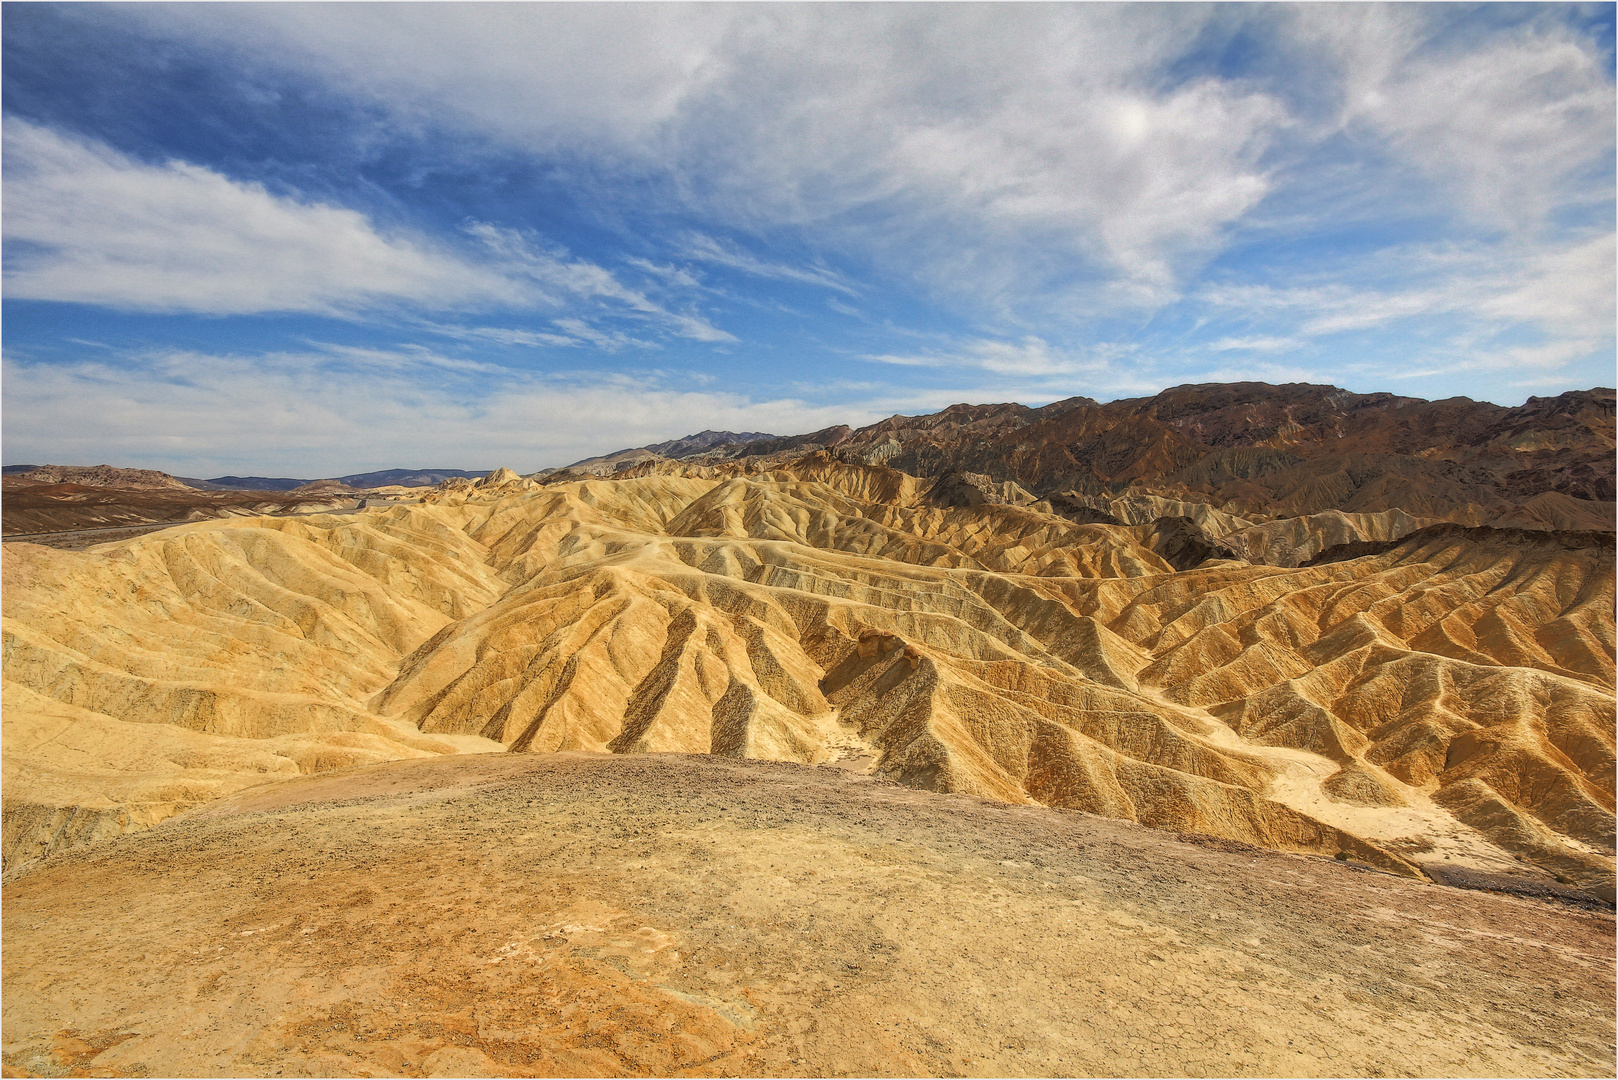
(3, 2), (1614, 478)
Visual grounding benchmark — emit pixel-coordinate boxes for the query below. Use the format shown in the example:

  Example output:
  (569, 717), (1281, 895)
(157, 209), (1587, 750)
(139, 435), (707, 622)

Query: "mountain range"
(556, 383), (1615, 534)
(185, 467), (493, 491)
(2, 465), (492, 492)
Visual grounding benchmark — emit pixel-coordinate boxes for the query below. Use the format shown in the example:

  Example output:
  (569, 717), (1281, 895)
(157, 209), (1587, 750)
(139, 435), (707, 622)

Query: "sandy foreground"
(3, 752), (1613, 1078)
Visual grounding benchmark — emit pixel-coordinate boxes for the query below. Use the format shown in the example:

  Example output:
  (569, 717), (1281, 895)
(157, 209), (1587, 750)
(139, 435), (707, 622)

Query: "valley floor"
(3, 753), (1612, 1078)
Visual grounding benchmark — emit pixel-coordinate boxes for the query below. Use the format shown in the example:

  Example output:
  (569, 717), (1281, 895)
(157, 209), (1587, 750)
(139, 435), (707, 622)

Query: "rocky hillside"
(575, 384), (1614, 536)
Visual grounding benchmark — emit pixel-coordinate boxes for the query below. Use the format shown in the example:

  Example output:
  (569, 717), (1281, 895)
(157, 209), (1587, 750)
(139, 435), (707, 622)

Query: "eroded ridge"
(3, 459), (1613, 891)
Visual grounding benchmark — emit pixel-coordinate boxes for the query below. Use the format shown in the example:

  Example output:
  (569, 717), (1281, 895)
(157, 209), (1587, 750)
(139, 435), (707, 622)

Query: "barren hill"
(5, 464), (194, 490)
(3, 753), (1611, 1077)
(4, 450), (1612, 898)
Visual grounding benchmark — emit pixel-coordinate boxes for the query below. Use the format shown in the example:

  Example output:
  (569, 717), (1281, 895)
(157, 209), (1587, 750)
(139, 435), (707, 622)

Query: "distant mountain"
(196, 476), (311, 491)
(557, 431), (781, 476)
(196, 469), (489, 491)
(698, 425), (854, 459)
(549, 448), (665, 477)
(643, 430), (778, 459)
(334, 468), (489, 488)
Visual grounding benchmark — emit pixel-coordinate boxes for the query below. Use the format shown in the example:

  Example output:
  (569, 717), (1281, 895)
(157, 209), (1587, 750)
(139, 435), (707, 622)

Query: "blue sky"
(3, 3), (1614, 477)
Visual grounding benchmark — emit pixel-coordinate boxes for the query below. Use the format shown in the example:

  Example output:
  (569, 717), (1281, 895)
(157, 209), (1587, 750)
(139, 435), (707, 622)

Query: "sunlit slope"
(1, 510), (509, 863)
(4, 463), (1612, 887)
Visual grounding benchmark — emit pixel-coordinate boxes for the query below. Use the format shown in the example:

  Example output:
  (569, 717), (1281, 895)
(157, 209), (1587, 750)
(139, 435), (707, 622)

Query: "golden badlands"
(5, 456), (1612, 887)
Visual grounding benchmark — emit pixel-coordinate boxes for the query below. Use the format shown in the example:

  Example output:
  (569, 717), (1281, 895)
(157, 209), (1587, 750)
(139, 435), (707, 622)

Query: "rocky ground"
(4, 753), (1612, 1078)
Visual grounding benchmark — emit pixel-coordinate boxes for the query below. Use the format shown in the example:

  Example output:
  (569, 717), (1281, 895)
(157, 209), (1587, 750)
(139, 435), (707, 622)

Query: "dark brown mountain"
(644, 429), (778, 458)
(699, 383), (1615, 532)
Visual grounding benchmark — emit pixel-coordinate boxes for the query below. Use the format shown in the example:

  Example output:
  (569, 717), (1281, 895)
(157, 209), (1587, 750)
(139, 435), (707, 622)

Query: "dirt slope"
(3, 753), (1611, 1079)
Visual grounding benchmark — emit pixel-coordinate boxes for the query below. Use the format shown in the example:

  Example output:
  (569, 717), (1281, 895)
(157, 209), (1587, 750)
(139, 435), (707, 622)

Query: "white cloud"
(549, 318), (658, 353)
(11, 6), (1611, 407)
(299, 342), (506, 377)
(664, 315), (738, 345)
(465, 224), (736, 342)
(0, 348), (885, 477)
(1286, 7), (1615, 232)
(676, 233), (858, 295)
(96, 5), (1614, 329)
(415, 322), (582, 349)
(1, 120), (737, 347)
(1, 119), (521, 315)
(866, 336), (1116, 379)
(1208, 336), (1301, 353)
(1199, 232), (1616, 348)
(1478, 233), (1616, 342)
(624, 258), (702, 290)
(123, 4), (737, 159)
(110, 5), (1281, 313)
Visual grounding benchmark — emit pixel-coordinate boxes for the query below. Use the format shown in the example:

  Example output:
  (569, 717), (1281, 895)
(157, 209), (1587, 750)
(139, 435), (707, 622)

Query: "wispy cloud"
(1, 119), (521, 315)
(1199, 233), (1615, 349)
(81, 6), (1614, 330)
(676, 233), (859, 295)
(466, 224), (737, 342)
(415, 321), (581, 349)
(1287, 7), (1616, 233)
(550, 318), (658, 353)
(1208, 336), (1301, 353)
(301, 342), (509, 377)
(624, 257), (702, 289)
(1, 2), (1609, 443)
(865, 336), (1111, 378)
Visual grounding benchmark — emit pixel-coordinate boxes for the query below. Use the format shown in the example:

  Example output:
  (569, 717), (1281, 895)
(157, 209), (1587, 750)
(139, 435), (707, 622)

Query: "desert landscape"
(3, 382), (1614, 1076)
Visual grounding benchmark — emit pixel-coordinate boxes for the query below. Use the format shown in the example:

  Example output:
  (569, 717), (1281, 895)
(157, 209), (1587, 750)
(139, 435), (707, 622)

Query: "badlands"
(2, 382), (1614, 1076)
